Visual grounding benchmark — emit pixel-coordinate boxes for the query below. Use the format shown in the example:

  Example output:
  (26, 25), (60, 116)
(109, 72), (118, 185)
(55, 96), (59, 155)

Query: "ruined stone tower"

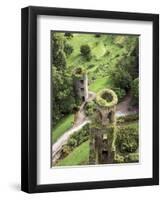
(73, 67), (88, 102)
(88, 89), (118, 164)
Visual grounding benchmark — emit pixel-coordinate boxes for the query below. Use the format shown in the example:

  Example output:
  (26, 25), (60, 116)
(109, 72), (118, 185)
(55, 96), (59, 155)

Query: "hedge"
(117, 113), (139, 124)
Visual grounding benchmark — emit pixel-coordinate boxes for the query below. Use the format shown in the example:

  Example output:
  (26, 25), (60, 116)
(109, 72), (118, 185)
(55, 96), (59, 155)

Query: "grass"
(89, 76), (111, 93)
(66, 34), (116, 68)
(52, 114), (74, 143)
(92, 41), (106, 58)
(56, 140), (89, 166)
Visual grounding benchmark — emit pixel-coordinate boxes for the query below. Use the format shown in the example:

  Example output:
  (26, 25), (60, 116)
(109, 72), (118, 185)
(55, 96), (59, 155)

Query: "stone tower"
(88, 89), (118, 164)
(73, 67), (88, 102)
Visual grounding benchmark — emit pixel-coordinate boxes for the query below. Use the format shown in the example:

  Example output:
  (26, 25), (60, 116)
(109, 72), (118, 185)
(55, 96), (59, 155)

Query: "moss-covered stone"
(96, 89), (118, 108)
(73, 67), (87, 78)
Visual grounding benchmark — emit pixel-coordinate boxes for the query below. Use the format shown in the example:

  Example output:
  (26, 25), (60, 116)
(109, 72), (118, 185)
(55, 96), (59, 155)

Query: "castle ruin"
(73, 67), (88, 102)
(88, 89), (118, 164)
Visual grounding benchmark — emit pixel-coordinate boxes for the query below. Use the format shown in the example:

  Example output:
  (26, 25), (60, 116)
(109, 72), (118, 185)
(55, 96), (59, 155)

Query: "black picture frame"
(21, 6), (159, 193)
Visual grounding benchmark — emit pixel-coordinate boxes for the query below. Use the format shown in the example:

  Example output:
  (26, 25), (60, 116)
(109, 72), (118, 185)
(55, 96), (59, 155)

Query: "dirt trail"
(116, 94), (138, 116)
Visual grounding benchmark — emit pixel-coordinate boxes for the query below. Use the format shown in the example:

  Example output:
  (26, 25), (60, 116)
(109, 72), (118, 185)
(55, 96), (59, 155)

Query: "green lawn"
(52, 114), (74, 143)
(89, 76), (111, 93)
(66, 33), (115, 68)
(56, 140), (89, 166)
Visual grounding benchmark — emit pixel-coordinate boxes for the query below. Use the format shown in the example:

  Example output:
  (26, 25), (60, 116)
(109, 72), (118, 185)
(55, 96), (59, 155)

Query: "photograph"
(21, 6), (159, 193)
(51, 31), (139, 167)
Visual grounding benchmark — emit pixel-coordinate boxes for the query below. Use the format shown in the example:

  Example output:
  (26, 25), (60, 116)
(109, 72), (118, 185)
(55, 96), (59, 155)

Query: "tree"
(121, 36), (139, 79)
(54, 50), (67, 70)
(51, 32), (78, 126)
(64, 32), (73, 38)
(64, 43), (73, 56)
(115, 54), (138, 80)
(131, 78), (139, 106)
(80, 44), (92, 61)
(110, 67), (132, 92)
(52, 32), (67, 70)
(52, 66), (76, 125)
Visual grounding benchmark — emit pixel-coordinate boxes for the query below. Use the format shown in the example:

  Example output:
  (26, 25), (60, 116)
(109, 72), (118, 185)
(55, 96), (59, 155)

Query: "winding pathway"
(52, 92), (95, 164)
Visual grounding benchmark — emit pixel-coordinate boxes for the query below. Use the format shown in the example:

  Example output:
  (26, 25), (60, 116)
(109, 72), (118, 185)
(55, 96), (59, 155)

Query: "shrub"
(85, 101), (96, 117)
(116, 125), (138, 154)
(117, 113), (139, 124)
(61, 145), (71, 157)
(80, 44), (92, 61)
(120, 139), (138, 153)
(64, 43), (73, 56)
(67, 124), (89, 147)
(125, 153), (139, 163)
(67, 138), (77, 147)
(114, 154), (125, 163)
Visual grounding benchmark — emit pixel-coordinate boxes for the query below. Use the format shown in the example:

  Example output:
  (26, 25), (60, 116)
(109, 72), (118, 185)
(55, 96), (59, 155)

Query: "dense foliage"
(131, 78), (139, 106)
(110, 67), (132, 92)
(51, 33), (77, 125)
(114, 123), (139, 163)
(52, 67), (76, 125)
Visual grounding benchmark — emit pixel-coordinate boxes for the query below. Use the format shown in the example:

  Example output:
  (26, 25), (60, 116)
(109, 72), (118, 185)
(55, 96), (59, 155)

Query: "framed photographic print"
(21, 6), (159, 193)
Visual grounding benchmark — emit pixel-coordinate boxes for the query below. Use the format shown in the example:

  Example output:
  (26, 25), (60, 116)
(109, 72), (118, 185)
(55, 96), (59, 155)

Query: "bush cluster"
(85, 101), (96, 117)
(117, 113), (139, 124)
(124, 153), (139, 163)
(60, 124), (90, 158)
(114, 152), (139, 163)
(116, 125), (138, 154)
